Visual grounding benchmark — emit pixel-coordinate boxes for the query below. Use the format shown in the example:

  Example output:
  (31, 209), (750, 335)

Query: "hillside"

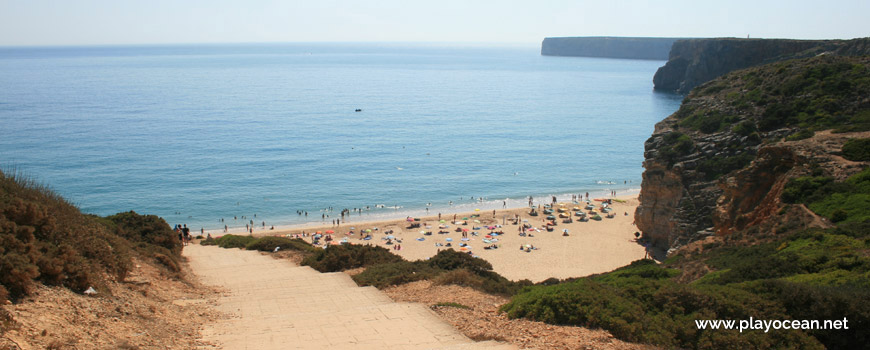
(637, 55), (870, 253)
(501, 56), (870, 349)
(541, 37), (684, 60)
(653, 37), (870, 93)
(0, 169), (211, 349)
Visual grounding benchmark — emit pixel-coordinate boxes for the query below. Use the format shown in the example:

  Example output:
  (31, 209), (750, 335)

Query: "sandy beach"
(236, 194), (646, 282)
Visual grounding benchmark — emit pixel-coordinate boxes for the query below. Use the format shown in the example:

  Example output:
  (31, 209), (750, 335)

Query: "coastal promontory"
(653, 37), (870, 93)
(637, 54), (870, 252)
(541, 37), (684, 60)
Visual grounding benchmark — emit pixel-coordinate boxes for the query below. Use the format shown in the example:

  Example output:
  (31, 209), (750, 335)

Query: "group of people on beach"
(175, 224), (191, 246)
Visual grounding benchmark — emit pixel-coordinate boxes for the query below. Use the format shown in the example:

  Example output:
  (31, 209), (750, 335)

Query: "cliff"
(637, 55), (870, 253)
(541, 37), (684, 60)
(653, 37), (870, 94)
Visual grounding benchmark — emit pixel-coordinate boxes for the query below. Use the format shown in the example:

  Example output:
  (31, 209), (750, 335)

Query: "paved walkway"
(185, 245), (514, 350)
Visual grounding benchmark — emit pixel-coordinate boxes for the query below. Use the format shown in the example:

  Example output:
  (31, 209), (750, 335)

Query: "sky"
(0, 0), (868, 46)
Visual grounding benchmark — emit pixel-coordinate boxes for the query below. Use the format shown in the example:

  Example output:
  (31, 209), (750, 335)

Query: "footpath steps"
(185, 245), (515, 350)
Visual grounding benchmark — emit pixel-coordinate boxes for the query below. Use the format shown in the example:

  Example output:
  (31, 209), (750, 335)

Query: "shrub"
(200, 236), (217, 246)
(697, 153), (755, 180)
(353, 261), (432, 288)
(301, 244), (404, 272)
(245, 236), (315, 252)
(214, 234), (257, 249)
(841, 138), (870, 161)
(432, 269), (482, 288)
(503, 259), (823, 349)
(104, 211), (180, 256)
(785, 129), (814, 141)
(732, 120), (757, 136)
(782, 176), (834, 203)
(427, 249), (492, 273)
(658, 132), (695, 166)
(432, 302), (471, 310)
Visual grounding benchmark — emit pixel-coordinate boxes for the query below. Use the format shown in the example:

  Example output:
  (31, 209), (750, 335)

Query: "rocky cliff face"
(653, 38), (870, 94)
(541, 37), (683, 60)
(637, 55), (870, 253)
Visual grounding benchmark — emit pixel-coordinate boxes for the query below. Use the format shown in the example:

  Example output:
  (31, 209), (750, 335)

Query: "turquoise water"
(0, 43), (681, 231)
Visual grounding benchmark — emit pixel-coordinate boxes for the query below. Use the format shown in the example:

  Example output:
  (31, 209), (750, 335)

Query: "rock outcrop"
(637, 55), (870, 253)
(541, 37), (684, 60)
(653, 37), (870, 94)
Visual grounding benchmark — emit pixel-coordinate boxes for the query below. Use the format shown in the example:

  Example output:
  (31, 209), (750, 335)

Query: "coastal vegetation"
(506, 55), (870, 349)
(683, 56), (870, 141)
(209, 234), (534, 296)
(0, 169), (183, 303)
(502, 223), (870, 349)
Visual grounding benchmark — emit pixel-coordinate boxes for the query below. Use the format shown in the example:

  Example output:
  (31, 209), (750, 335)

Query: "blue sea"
(0, 43), (681, 231)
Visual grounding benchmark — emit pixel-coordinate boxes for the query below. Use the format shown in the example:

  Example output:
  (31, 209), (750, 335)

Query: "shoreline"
(217, 193), (646, 282)
(202, 187), (641, 235)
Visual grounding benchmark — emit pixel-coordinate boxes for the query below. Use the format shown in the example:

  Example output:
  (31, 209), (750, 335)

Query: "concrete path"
(185, 245), (514, 350)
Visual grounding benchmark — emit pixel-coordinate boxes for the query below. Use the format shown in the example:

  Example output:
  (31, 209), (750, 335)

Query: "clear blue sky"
(1, 0), (868, 46)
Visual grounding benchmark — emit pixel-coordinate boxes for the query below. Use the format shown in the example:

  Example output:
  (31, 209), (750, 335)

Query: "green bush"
(0, 169), (184, 301)
(841, 138), (870, 161)
(658, 132), (695, 166)
(245, 236), (315, 252)
(432, 269), (483, 288)
(432, 302), (471, 310)
(782, 176), (834, 203)
(353, 261), (432, 288)
(103, 211), (180, 256)
(351, 249), (531, 295)
(502, 259), (824, 349)
(200, 236), (217, 246)
(214, 234), (257, 249)
(697, 153), (755, 180)
(301, 244), (404, 272)
(785, 129), (815, 141)
(784, 167), (870, 223)
(732, 120), (757, 136)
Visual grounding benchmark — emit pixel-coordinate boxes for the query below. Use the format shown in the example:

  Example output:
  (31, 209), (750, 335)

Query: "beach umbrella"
(462, 217), (469, 220)
(386, 235), (395, 239)
(365, 229), (372, 233)
(325, 230), (334, 234)
(439, 220), (446, 223)
(316, 231), (322, 234)
(446, 238), (453, 242)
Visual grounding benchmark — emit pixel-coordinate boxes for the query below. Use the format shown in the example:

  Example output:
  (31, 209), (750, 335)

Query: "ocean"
(0, 43), (682, 231)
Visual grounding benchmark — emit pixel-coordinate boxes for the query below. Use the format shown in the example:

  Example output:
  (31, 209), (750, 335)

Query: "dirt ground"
(382, 280), (658, 350)
(0, 256), (221, 350)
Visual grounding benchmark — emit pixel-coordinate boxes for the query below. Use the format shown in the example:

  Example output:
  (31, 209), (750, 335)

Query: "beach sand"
(250, 195), (646, 282)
